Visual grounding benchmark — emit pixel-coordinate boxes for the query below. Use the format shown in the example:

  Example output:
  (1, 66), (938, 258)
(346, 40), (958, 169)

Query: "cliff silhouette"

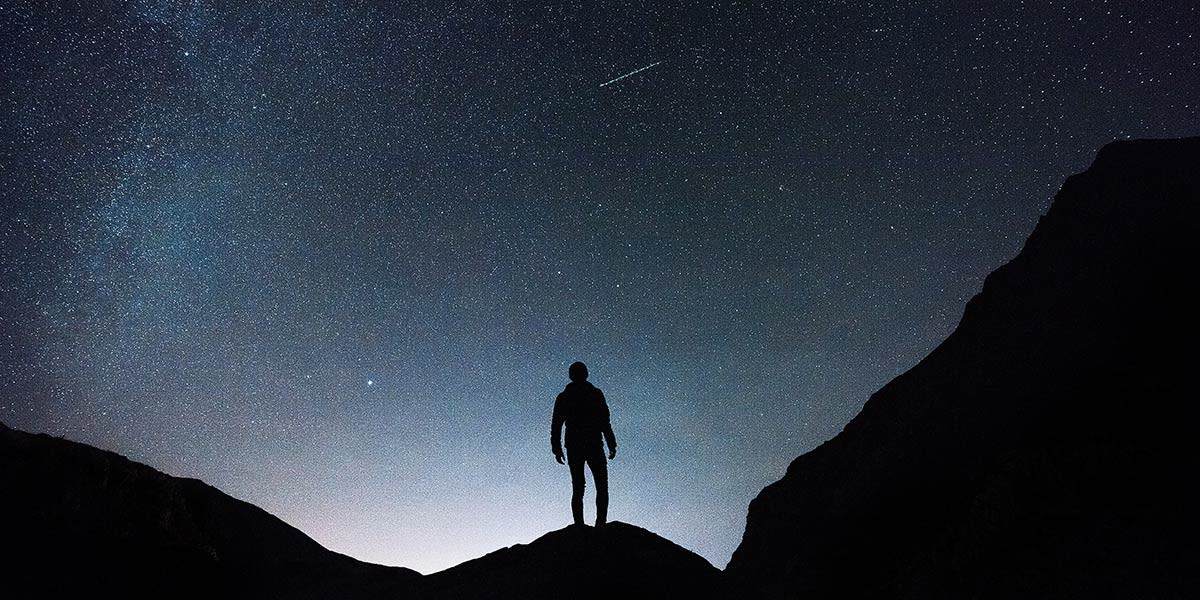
(3, 137), (1199, 598)
(726, 137), (1200, 598)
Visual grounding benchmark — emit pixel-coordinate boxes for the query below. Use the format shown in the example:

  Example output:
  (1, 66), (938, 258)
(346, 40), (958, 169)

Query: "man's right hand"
(554, 452), (564, 465)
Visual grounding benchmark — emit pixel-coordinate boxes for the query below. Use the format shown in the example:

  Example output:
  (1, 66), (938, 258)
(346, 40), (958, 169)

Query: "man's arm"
(598, 389), (617, 459)
(551, 393), (565, 463)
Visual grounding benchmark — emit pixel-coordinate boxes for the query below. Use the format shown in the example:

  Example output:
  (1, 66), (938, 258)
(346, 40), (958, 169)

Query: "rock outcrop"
(415, 521), (723, 599)
(725, 137), (1200, 598)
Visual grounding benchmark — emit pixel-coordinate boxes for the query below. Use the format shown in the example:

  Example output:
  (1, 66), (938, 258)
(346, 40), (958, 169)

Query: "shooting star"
(599, 60), (664, 88)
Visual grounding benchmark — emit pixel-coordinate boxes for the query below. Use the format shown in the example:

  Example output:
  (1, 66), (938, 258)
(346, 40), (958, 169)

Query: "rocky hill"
(415, 521), (723, 599)
(0, 421), (419, 599)
(0, 420), (721, 599)
(724, 137), (1200, 598)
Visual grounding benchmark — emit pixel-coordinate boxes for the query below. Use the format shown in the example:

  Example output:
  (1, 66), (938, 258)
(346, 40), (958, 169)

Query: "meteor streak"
(599, 60), (663, 88)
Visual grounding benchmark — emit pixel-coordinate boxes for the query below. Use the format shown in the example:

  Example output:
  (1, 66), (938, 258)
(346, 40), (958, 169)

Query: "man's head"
(568, 361), (588, 382)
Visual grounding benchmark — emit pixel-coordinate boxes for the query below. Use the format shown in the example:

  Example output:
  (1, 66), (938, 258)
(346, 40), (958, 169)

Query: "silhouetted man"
(551, 361), (617, 527)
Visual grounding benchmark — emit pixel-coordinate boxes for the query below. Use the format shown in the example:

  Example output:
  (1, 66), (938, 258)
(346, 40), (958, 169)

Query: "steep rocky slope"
(725, 137), (1200, 598)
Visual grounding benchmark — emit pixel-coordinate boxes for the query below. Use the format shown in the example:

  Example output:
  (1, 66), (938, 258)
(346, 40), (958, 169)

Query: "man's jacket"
(551, 380), (617, 456)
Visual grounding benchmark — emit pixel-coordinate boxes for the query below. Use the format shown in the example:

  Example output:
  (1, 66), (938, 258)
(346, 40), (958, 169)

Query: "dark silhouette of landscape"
(727, 137), (1200, 598)
(413, 522), (722, 599)
(3, 137), (1198, 598)
(0, 421), (722, 600)
(0, 420), (420, 599)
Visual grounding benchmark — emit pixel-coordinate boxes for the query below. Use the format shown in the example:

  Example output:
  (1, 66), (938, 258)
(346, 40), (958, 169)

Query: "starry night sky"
(1, 1), (1197, 574)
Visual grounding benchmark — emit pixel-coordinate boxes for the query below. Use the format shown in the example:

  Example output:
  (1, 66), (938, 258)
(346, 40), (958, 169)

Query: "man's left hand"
(608, 447), (617, 460)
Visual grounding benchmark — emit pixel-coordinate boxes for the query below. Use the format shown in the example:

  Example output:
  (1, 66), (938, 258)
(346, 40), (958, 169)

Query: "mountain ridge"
(0, 420), (420, 599)
(725, 136), (1200, 598)
(0, 419), (722, 599)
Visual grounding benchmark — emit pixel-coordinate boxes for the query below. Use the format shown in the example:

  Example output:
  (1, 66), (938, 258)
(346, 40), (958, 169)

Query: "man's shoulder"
(576, 381), (603, 395)
(559, 382), (603, 398)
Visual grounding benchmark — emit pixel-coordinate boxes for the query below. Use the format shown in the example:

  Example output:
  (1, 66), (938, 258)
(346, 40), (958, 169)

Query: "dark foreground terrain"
(415, 521), (722, 599)
(3, 138), (1198, 598)
(0, 421), (420, 599)
(727, 138), (1200, 598)
(0, 420), (720, 599)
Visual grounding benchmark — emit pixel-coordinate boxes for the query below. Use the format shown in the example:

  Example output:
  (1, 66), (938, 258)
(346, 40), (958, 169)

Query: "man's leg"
(589, 452), (609, 527)
(568, 452), (586, 526)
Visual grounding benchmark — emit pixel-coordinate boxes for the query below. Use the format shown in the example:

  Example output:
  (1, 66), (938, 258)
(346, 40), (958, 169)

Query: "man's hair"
(568, 361), (588, 382)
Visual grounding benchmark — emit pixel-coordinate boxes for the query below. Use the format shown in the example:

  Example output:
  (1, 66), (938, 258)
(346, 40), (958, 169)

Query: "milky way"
(2, 2), (1197, 573)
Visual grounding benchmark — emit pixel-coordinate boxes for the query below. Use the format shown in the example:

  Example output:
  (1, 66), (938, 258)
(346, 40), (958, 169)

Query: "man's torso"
(558, 382), (607, 450)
